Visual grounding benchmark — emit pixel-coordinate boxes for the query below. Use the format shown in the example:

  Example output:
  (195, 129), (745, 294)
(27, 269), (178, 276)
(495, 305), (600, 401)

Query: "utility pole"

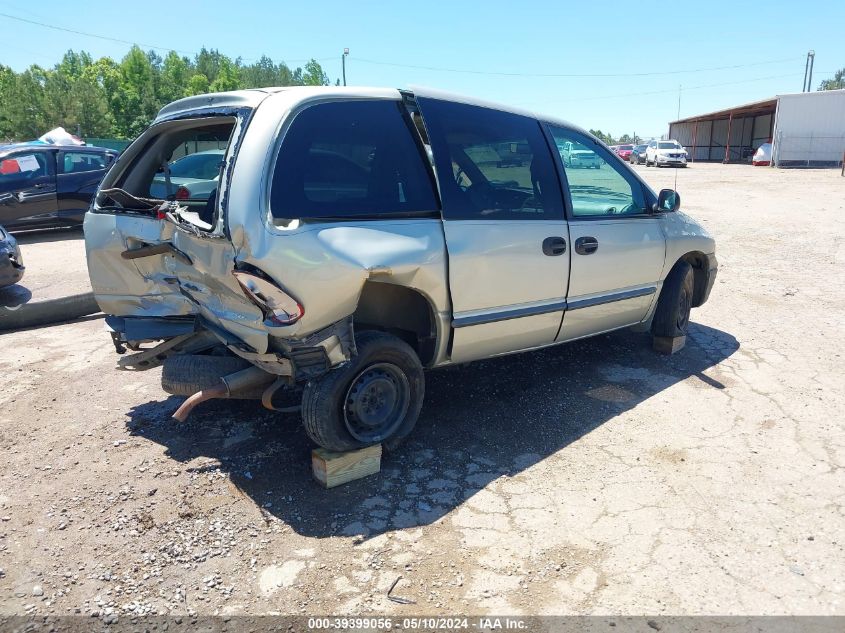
(803, 50), (815, 92)
(342, 48), (349, 86)
(807, 50), (815, 92)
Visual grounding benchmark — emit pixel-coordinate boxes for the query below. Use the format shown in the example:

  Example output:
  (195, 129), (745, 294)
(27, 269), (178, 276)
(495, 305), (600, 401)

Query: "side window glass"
(549, 126), (645, 218)
(0, 152), (51, 192)
(417, 98), (564, 221)
(61, 151), (108, 174)
(271, 100), (437, 220)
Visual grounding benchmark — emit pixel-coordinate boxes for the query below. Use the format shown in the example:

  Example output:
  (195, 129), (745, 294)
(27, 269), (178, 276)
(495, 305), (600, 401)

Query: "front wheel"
(652, 261), (694, 338)
(301, 330), (425, 452)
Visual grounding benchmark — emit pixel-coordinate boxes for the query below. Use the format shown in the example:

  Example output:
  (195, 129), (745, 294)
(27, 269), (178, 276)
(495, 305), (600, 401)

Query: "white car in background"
(646, 140), (688, 168)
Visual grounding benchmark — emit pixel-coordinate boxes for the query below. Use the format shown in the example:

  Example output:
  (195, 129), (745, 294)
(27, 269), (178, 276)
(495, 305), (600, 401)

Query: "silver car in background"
(149, 149), (224, 201)
(84, 87), (717, 451)
(558, 140), (602, 169)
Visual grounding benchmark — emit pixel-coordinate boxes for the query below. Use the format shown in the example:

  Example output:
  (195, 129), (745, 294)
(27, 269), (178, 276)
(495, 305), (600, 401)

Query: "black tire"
(162, 354), (251, 396)
(652, 261), (694, 338)
(301, 330), (424, 452)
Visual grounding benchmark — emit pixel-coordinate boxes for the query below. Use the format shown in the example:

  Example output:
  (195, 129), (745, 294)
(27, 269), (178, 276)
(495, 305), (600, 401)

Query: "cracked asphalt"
(0, 163), (843, 618)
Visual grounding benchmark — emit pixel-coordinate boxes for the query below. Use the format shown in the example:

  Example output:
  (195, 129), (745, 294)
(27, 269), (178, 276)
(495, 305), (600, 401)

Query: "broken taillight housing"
(233, 270), (304, 326)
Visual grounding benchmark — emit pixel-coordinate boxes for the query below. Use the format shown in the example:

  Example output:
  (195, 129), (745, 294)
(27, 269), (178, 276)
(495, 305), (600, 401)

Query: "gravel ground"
(0, 163), (843, 619)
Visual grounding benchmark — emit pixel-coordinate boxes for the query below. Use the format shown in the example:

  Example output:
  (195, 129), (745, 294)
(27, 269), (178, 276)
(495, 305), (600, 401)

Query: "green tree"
(210, 57), (240, 92)
(0, 47), (329, 141)
(589, 129), (615, 145)
(195, 48), (223, 85)
(114, 46), (161, 138)
(160, 52), (191, 102)
(240, 55), (278, 88)
(3, 67), (51, 139)
(0, 64), (15, 139)
(302, 59), (330, 86)
(818, 68), (845, 91)
(186, 73), (210, 96)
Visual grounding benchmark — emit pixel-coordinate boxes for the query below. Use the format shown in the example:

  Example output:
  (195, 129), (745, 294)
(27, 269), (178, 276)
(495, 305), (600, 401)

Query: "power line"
(0, 12), (333, 64)
(353, 55), (804, 78)
(553, 71), (814, 104)
(0, 11), (195, 55)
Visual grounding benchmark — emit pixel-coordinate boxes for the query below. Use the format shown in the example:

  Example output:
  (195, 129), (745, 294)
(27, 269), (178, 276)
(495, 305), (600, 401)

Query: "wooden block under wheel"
(311, 444), (382, 488)
(653, 335), (686, 355)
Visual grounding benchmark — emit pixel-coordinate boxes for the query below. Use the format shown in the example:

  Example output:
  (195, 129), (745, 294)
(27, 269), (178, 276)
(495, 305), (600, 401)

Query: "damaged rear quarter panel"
(224, 89), (451, 352)
(236, 220), (450, 344)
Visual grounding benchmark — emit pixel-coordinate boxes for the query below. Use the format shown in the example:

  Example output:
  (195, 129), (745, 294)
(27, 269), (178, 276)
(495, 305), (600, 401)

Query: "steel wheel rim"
(343, 362), (410, 443)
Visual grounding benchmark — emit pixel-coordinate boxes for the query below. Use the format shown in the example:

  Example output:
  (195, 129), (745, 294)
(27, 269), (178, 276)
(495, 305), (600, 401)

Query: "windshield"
(635, 145), (648, 151)
(569, 143), (591, 152)
(658, 142), (681, 149)
(619, 145), (633, 150)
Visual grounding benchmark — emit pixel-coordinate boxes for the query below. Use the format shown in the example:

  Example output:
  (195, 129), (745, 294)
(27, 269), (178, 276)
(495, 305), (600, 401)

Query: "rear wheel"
(301, 330), (424, 452)
(652, 261), (694, 338)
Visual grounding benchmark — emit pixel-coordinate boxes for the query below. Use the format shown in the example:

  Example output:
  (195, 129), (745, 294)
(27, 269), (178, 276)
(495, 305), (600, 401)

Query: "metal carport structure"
(668, 98), (777, 163)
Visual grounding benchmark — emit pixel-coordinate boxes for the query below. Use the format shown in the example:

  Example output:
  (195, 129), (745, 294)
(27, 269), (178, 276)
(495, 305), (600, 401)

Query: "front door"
(417, 97), (570, 363)
(0, 150), (58, 229)
(547, 126), (666, 342)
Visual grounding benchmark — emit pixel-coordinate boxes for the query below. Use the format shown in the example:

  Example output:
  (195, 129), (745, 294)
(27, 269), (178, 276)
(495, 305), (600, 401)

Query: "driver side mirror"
(654, 188), (680, 213)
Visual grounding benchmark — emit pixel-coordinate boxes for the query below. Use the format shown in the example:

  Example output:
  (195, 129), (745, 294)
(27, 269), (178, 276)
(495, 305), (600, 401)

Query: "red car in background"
(615, 144), (634, 161)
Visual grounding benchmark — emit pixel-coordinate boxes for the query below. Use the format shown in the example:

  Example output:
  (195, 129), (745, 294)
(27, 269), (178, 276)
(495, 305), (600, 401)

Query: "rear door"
(416, 98), (570, 363)
(547, 126), (665, 341)
(0, 150), (58, 229)
(57, 149), (114, 221)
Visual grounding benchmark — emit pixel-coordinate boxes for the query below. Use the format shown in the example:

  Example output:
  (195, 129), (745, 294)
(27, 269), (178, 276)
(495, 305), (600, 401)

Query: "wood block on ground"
(312, 444), (382, 488)
(653, 334), (686, 355)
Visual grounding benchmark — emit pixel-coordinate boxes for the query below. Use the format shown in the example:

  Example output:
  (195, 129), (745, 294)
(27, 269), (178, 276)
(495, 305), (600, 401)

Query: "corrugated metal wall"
(773, 91), (845, 167)
(669, 114), (772, 162)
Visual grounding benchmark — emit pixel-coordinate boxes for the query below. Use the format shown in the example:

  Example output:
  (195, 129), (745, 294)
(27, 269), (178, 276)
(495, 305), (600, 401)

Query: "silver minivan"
(84, 87), (717, 451)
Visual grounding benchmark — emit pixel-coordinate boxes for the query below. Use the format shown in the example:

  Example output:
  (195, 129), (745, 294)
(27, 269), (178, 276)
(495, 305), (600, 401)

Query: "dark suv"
(0, 144), (118, 231)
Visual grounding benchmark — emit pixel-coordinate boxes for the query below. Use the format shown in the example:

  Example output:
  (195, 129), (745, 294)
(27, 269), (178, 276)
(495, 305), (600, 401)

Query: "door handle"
(574, 236), (599, 255)
(542, 236), (567, 256)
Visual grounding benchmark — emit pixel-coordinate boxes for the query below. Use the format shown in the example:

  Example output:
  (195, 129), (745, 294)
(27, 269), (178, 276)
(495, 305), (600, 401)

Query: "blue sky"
(2, 0), (843, 138)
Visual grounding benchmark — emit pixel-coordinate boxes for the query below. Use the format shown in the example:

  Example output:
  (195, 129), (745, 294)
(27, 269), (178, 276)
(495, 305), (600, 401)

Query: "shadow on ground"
(12, 226), (83, 245)
(0, 284), (32, 308)
(127, 323), (738, 539)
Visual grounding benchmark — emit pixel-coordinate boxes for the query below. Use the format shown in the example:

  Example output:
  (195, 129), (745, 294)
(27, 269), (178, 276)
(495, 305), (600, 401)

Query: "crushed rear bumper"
(105, 314), (354, 381)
